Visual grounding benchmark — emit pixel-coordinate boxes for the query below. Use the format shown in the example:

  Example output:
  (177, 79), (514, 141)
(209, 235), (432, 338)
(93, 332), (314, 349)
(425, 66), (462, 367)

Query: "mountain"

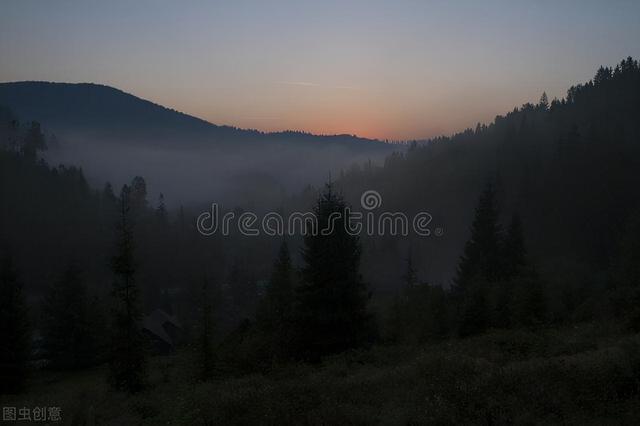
(0, 81), (390, 150)
(0, 82), (397, 203)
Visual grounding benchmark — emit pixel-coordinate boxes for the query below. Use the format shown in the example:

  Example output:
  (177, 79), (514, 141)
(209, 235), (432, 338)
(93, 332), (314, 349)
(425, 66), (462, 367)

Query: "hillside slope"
(0, 82), (397, 203)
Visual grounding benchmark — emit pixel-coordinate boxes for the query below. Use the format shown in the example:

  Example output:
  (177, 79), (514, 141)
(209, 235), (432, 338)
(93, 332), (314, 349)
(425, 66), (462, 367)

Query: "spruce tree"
(293, 184), (375, 361)
(198, 277), (214, 380)
(454, 182), (503, 336)
(538, 92), (549, 110)
(454, 182), (503, 293)
(21, 121), (46, 160)
(0, 254), (30, 393)
(504, 213), (546, 326)
(492, 213), (526, 328)
(41, 264), (94, 369)
(155, 193), (168, 225)
(260, 240), (294, 359)
(109, 185), (147, 392)
(264, 240), (294, 328)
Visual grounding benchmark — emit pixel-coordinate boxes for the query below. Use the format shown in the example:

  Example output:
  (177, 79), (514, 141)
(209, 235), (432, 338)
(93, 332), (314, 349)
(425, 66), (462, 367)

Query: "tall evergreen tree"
(293, 184), (375, 360)
(41, 264), (101, 369)
(20, 121), (46, 160)
(109, 185), (146, 392)
(538, 92), (549, 110)
(129, 176), (148, 214)
(155, 193), (168, 225)
(259, 240), (294, 360)
(491, 212), (527, 328)
(198, 277), (215, 380)
(0, 254), (30, 393)
(454, 181), (503, 294)
(264, 240), (294, 327)
(498, 213), (546, 328)
(454, 182), (503, 336)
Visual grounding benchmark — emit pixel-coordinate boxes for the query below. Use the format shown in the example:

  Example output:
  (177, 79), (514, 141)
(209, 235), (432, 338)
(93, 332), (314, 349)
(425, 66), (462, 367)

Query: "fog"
(45, 133), (398, 208)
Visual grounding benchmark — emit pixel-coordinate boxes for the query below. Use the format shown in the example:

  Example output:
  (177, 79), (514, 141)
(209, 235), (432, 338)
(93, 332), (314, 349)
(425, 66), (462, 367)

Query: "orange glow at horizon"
(4, 1), (638, 141)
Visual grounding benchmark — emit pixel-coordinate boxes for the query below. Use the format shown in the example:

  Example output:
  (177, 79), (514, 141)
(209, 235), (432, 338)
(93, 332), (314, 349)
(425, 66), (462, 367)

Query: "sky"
(1, 0), (640, 141)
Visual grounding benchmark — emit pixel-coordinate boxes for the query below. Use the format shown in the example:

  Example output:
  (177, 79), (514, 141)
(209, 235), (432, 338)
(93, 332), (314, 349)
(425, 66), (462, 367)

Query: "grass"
(2, 322), (640, 425)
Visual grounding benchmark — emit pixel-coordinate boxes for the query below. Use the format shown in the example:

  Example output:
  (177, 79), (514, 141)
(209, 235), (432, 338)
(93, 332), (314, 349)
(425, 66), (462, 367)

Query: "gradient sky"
(1, 0), (639, 140)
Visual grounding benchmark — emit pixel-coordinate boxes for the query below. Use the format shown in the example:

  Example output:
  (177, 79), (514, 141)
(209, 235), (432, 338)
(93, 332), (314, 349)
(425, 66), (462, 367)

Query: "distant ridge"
(0, 81), (389, 150)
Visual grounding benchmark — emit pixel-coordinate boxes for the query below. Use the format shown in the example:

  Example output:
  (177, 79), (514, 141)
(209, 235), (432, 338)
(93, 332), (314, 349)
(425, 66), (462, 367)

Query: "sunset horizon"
(3, 1), (639, 140)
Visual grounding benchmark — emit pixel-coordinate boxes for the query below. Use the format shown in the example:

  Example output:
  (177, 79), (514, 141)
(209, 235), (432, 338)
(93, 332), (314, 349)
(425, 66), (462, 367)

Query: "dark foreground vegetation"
(2, 323), (640, 424)
(2, 58), (640, 424)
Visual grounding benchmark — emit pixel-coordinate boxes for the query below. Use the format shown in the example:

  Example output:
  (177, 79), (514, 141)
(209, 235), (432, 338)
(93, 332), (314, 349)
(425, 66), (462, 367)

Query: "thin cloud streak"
(276, 81), (361, 91)
(277, 81), (320, 87)
(242, 116), (280, 121)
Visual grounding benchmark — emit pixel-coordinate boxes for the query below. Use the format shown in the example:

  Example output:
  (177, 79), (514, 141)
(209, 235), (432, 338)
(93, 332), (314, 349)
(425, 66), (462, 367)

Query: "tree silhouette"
(454, 182), (503, 336)
(198, 277), (215, 380)
(21, 121), (46, 160)
(293, 184), (375, 360)
(155, 193), (168, 225)
(259, 240), (295, 360)
(454, 182), (503, 292)
(0, 254), (30, 393)
(41, 264), (102, 369)
(109, 185), (147, 392)
(538, 92), (549, 110)
(129, 176), (148, 214)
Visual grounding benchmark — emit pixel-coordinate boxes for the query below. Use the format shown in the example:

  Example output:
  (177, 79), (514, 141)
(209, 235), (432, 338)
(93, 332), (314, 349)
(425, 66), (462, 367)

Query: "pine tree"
(454, 182), (503, 336)
(155, 193), (168, 225)
(499, 213), (546, 328)
(264, 240), (294, 328)
(129, 176), (148, 214)
(41, 264), (95, 369)
(454, 182), (503, 294)
(198, 277), (214, 380)
(492, 213), (527, 328)
(0, 254), (30, 393)
(109, 185), (147, 392)
(21, 121), (46, 160)
(538, 92), (549, 110)
(293, 184), (375, 360)
(259, 240), (294, 360)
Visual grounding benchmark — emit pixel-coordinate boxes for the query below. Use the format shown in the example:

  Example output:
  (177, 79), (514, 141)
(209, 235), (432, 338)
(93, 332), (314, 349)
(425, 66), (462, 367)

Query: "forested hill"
(0, 81), (390, 151)
(0, 82), (396, 204)
(2, 58), (640, 307)
(0, 108), (216, 304)
(337, 57), (640, 292)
